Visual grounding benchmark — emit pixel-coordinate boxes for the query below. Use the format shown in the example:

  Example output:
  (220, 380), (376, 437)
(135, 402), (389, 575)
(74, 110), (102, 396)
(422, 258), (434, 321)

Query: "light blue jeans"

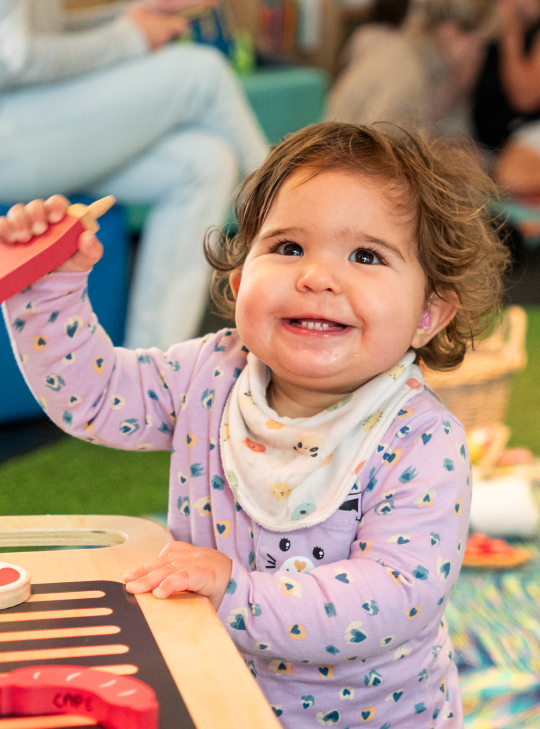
(0, 43), (268, 349)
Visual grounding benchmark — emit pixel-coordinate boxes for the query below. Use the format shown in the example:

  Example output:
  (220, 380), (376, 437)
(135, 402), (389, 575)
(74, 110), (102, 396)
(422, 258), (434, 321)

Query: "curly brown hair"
(204, 122), (510, 371)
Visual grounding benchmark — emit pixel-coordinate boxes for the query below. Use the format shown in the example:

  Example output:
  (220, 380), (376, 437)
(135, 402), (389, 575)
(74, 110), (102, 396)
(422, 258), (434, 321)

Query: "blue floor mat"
(447, 541), (540, 727)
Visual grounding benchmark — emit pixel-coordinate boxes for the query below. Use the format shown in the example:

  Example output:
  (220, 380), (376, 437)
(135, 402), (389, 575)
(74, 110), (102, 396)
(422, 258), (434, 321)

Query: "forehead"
(264, 168), (418, 239)
(278, 166), (413, 209)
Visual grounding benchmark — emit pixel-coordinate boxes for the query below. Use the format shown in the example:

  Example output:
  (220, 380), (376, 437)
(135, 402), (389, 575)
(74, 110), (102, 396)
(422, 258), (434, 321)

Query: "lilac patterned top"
(3, 271), (470, 729)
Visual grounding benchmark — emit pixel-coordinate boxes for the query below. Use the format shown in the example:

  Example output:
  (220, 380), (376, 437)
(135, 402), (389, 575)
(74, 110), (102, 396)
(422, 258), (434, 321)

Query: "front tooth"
(307, 322), (314, 329)
(314, 322), (322, 330)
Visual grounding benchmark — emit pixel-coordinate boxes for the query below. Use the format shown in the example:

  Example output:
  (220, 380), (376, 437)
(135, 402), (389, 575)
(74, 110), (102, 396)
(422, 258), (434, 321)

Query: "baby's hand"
(0, 195), (103, 273)
(124, 541), (233, 611)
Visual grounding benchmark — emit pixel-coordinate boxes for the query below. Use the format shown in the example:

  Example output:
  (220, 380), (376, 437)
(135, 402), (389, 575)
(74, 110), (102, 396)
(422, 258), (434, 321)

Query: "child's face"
(230, 169), (441, 402)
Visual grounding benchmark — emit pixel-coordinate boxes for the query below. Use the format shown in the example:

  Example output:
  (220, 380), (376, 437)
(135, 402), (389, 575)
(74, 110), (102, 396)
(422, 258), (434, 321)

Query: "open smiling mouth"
(286, 318), (347, 332)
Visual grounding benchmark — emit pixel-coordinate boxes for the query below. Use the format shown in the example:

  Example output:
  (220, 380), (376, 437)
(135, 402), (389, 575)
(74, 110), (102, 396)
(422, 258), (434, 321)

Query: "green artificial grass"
(506, 306), (540, 453)
(0, 438), (170, 517)
(1, 307), (539, 518)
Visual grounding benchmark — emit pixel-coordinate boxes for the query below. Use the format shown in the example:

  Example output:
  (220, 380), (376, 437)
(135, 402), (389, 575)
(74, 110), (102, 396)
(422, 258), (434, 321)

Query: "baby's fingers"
(0, 196), (70, 244)
(0, 214), (13, 243)
(152, 569), (191, 599)
(25, 199), (49, 236)
(8, 199), (57, 241)
(125, 563), (205, 599)
(5, 203), (33, 242)
(123, 557), (170, 583)
(124, 564), (176, 595)
(44, 195), (70, 224)
(150, 562), (230, 606)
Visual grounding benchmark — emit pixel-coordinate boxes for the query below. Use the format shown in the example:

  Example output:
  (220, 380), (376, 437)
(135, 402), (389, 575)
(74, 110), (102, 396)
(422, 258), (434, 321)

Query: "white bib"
(220, 351), (424, 531)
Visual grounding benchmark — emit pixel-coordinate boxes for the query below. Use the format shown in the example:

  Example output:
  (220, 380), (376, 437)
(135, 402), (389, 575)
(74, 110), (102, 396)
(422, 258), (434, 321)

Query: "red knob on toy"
(0, 196), (115, 304)
(0, 560), (31, 610)
(0, 665), (158, 729)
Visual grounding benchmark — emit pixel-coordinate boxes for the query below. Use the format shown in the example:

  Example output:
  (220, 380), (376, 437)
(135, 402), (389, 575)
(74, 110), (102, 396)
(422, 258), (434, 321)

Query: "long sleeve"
(2, 272), (209, 452)
(0, 0), (147, 88)
(217, 398), (470, 668)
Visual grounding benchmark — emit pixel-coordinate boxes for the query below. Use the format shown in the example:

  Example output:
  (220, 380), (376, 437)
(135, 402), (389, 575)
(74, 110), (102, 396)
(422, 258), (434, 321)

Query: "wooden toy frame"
(0, 515), (280, 729)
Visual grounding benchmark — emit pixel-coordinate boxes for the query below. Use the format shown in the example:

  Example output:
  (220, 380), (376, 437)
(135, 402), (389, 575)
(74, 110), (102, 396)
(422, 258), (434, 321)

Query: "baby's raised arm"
(0, 195), (203, 453)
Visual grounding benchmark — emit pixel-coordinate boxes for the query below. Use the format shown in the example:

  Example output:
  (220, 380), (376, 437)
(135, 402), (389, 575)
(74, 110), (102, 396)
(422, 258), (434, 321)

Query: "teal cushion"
(127, 66), (328, 233)
(241, 67), (328, 144)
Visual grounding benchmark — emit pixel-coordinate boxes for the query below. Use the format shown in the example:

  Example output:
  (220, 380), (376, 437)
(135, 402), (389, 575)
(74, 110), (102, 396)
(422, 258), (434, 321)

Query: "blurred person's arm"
(326, 35), (427, 129)
(431, 22), (487, 132)
(0, 0), (187, 88)
(499, 0), (540, 112)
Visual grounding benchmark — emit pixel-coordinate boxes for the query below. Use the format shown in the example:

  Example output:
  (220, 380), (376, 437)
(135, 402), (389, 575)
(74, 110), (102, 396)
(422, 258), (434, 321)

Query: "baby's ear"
(411, 293), (457, 349)
(229, 268), (242, 300)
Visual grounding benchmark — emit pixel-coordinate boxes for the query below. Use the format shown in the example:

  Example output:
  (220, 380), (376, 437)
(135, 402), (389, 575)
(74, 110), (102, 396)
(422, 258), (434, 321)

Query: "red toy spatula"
(0, 196), (115, 304)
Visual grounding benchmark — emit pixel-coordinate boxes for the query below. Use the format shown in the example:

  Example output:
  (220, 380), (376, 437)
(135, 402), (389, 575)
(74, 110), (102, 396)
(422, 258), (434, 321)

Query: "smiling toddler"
(1, 123), (509, 728)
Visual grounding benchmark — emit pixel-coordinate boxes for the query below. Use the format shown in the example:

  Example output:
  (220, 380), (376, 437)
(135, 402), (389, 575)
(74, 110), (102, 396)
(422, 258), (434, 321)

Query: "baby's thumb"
(57, 231), (103, 273)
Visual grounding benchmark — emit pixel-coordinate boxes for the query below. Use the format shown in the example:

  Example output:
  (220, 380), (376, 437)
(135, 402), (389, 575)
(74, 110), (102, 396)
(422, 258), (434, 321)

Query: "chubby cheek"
(360, 299), (421, 351)
(234, 288), (275, 351)
(234, 301), (258, 350)
(235, 264), (285, 328)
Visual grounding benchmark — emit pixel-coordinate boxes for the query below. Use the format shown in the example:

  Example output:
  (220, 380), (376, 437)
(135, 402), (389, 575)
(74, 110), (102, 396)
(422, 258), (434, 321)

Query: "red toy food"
(463, 532), (533, 569)
(0, 196), (115, 304)
(496, 448), (534, 466)
(0, 665), (158, 728)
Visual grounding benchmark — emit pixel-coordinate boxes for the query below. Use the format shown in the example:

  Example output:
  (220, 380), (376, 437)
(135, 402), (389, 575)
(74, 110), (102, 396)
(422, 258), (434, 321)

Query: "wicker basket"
(421, 306), (528, 433)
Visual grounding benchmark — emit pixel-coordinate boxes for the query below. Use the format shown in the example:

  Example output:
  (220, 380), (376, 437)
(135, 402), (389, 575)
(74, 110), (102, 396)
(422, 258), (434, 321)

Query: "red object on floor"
(0, 665), (158, 728)
(463, 532), (533, 569)
(466, 533), (515, 556)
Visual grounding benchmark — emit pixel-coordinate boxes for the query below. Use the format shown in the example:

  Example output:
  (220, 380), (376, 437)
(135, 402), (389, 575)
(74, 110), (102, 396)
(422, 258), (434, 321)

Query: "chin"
(279, 363), (354, 390)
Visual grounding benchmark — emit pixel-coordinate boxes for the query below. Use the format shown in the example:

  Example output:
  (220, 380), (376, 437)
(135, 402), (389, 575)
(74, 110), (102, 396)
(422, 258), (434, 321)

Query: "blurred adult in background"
(473, 0), (540, 203)
(0, 0), (268, 350)
(340, 0), (411, 70)
(327, 0), (492, 139)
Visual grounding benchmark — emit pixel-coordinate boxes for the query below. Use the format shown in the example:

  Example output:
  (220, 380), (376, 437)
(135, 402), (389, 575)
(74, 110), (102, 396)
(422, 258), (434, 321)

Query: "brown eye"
(350, 248), (382, 265)
(277, 242), (303, 256)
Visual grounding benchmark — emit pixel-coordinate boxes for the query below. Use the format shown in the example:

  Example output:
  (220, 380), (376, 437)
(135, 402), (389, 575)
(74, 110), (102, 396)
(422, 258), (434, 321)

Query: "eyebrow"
(259, 227), (303, 241)
(260, 227), (407, 262)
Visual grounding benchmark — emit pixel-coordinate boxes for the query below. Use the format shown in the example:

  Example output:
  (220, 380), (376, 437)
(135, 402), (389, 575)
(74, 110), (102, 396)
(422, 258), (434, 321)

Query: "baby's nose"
(296, 262), (342, 293)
